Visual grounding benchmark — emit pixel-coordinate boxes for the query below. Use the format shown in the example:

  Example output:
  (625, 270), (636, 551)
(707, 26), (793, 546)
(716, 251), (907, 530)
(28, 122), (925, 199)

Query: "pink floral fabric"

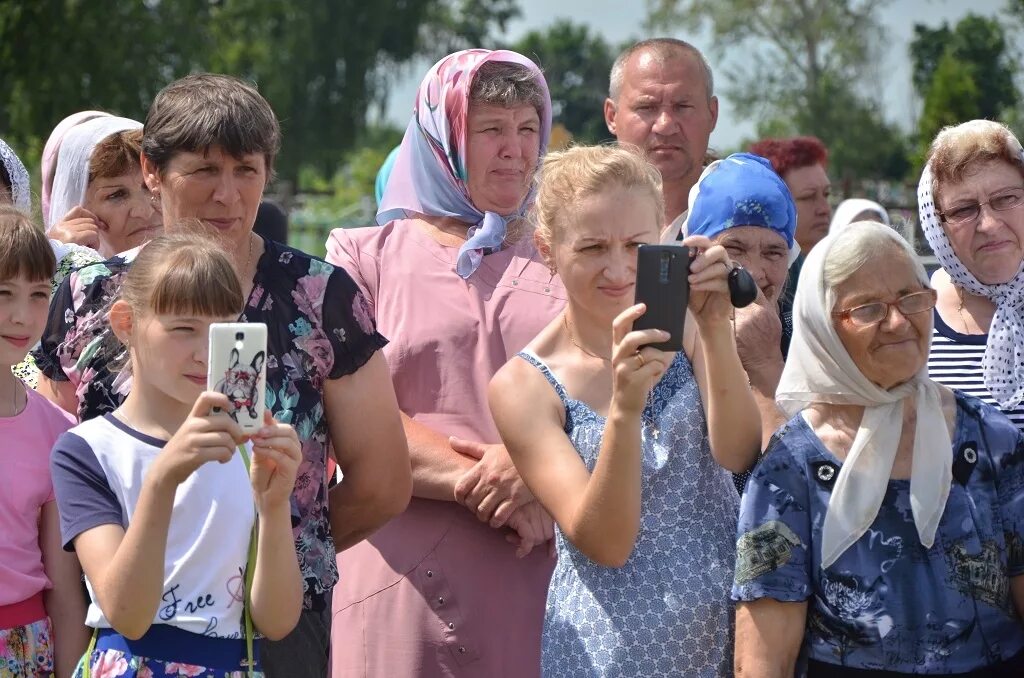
(0, 617), (52, 676)
(75, 647), (260, 677)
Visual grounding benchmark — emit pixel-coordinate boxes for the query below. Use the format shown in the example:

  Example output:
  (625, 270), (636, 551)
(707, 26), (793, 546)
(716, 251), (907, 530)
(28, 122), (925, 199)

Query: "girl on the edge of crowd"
(51, 232), (303, 677)
(0, 205), (88, 677)
(489, 144), (760, 677)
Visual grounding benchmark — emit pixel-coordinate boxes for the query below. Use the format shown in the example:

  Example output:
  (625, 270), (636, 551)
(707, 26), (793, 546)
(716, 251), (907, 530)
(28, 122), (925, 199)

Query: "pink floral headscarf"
(377, 49), (551, 278)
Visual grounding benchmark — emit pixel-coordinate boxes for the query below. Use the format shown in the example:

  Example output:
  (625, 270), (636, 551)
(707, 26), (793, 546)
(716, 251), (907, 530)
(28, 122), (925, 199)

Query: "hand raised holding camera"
(249, 410), (302, 511)
(611, 304), (672, 415)
(149, 391), (247, 487)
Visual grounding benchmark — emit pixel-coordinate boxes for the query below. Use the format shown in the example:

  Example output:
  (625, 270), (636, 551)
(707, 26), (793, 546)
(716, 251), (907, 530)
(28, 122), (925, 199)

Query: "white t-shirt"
(51, 414), (255, 638)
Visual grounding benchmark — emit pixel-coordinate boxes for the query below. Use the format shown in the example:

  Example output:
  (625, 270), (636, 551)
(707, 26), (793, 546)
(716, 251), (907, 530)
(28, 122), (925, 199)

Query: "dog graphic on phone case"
(215, 348), (265, 422)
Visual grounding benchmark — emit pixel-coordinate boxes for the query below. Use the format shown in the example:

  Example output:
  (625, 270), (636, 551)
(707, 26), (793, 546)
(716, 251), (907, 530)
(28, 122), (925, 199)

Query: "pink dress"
(327, 220), (566, 677)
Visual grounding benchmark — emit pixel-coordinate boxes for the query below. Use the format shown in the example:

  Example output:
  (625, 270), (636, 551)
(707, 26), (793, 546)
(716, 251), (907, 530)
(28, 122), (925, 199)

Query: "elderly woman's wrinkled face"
(714, 226), (789, 305)
(551, 185), (660, 322)
(465, 103), (541, 215)
(145, 145), (266, 246)
(937, 159), (1024, 285)
(832, 246), (932, 390)
(785, 163), (831, 253)
(83, 167), (161, 257)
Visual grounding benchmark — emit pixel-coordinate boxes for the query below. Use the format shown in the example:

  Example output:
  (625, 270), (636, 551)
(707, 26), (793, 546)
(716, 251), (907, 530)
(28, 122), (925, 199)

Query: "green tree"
(0, 0), (520, 189)
(645, 0), (908, 180)
(508, 20), (615, 143)
(910, 14), (1017, 129)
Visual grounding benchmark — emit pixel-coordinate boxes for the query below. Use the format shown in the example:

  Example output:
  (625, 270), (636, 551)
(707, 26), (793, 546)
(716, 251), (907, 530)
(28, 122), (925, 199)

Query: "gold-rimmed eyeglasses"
(938, 187), (1024, 225)
(832, 289), (937, 326)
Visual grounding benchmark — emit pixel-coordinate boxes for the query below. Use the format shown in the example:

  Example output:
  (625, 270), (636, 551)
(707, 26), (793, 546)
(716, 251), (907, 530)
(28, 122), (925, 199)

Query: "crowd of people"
(0, 34), (1022, 678)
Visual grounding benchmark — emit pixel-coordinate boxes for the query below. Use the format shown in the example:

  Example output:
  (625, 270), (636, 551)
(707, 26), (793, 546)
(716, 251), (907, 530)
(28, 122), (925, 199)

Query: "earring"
(150, 189), (160, 206)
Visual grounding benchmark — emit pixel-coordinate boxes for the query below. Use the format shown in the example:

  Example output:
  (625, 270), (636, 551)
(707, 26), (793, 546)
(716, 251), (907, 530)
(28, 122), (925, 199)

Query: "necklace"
(563, 314), (610, 362)
(9, 378), (20, 417)
(562, 313), (660, 439)
(955, 286), (977, 334)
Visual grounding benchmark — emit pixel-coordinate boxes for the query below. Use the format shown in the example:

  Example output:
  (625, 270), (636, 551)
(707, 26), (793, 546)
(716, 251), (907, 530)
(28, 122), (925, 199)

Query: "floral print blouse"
(34, 238), (388, 607)
(732, 391), (1024, 674)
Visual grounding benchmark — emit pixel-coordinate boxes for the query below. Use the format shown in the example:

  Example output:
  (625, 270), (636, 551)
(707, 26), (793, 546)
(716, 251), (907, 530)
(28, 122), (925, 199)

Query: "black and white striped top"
(927, 310), (1024, 431)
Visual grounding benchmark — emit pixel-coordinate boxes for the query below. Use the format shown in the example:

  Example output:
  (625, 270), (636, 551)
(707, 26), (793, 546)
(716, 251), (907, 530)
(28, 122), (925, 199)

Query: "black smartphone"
(634, 244), (689, 351)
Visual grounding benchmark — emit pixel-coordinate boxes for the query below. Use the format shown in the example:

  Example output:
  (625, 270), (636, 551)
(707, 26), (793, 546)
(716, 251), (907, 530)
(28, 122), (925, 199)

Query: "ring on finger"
(635, 351), (645, 368)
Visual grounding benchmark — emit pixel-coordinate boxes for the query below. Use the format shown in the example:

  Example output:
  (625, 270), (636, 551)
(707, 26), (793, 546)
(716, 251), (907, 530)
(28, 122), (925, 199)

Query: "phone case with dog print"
(208, 322), (268, 434)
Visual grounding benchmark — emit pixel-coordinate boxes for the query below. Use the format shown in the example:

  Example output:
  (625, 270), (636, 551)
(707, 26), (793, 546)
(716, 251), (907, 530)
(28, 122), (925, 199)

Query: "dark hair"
(0, 206), (56, 282)
(89, 129), (144, 182)
(143, 73), (280, 180)
(119, 228), (243, 318)
(748, 136), (828, 178)
(610, 38), (714, 101)
(0, 160), (11, 196)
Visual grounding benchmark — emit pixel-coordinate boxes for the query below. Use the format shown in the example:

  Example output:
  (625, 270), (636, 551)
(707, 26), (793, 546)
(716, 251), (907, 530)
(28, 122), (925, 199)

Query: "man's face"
(605, 50), (718, 185)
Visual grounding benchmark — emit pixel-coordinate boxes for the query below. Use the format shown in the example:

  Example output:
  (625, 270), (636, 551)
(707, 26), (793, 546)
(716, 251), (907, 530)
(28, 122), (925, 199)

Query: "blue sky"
(382, 0), (1014, 148)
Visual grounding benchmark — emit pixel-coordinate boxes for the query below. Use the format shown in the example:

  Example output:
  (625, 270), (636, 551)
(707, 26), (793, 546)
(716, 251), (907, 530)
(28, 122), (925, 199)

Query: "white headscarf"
(46, 116), (142, 229)
(918, 122), (1024, 409)
(0, 138), (31, 211)
(776, 222), (952, 568)
(41, 111), (111, 222)
(829, 198), (890, 233)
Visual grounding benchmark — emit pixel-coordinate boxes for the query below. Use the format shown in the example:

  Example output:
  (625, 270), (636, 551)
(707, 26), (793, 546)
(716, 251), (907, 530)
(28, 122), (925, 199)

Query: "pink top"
(327, 220), (566, 677)
(0, 387), (76, 606)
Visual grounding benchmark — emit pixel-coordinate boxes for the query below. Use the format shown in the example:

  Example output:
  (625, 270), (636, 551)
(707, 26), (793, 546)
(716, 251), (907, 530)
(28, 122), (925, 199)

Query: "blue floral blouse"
(732, 391), (1024, 674)
(34, 238), (388, 608)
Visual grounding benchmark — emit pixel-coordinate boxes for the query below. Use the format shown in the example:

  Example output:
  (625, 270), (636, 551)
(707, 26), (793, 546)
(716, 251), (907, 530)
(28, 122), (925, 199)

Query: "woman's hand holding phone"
(152, 391), (247, 486)
(681, 234), (736, 330)
(610, 304), (672, 415)
(249, 410), (302, 511)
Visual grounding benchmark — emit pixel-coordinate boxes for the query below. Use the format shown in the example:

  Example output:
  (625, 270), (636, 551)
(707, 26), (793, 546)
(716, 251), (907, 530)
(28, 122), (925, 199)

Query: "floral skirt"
(74, 649), (262, 678)
(0, 617), (53, 677)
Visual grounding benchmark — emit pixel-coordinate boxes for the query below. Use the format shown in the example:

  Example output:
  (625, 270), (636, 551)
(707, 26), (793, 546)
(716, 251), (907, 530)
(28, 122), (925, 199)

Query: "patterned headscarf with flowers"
(376, 49), (552, 278)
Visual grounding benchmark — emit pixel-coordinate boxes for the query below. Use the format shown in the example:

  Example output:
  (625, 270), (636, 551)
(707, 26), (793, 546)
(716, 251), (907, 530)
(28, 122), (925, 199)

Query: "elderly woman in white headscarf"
(732, 221), (1024, 676)
(920, 120), (1024, 432)
(45, 115), (161, 257)
(829, 198), (891, 232)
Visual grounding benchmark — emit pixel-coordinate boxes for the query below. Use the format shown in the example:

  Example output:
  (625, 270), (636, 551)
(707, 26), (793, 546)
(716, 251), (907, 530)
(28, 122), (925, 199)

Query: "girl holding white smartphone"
(51, 233), (303, 677)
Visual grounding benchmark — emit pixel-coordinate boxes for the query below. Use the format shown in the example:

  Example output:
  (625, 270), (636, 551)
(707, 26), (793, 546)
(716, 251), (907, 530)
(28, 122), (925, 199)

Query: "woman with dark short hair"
(34, 73), (411, 678)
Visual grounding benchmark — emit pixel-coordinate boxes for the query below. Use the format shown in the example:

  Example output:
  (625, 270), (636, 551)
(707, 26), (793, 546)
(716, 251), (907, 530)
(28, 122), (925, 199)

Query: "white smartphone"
(207, 322), (268, 434)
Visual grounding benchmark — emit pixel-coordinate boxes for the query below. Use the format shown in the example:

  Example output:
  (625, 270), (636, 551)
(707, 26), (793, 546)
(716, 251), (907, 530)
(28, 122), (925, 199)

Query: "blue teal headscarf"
(374, 146), (400, 207)
(686, 152), (797, 252)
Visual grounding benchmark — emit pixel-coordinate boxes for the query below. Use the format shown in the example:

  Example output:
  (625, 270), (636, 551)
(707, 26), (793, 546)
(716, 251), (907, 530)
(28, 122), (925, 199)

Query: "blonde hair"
(927, 120), (1024, 206)
(119, 228), (243, 318)
(532, 144), (663, 251)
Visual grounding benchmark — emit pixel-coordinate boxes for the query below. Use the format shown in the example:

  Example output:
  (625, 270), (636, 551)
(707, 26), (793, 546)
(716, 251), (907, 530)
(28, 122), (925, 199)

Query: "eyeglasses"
(938, 187), (1024, 225)
(832, 289), (937, 327)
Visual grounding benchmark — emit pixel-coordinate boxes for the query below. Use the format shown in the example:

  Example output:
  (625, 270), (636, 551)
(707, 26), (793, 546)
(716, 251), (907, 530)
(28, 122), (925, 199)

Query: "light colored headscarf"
(830, 198), (890, 233)
(777, 222), (951, 568)
(918, 122), (1024, 409)
(377, 49), (552, 278)
(41, 111), (111, 223)
(685, 152), (800, 266)
(0, 138), (31, 211)
(46, 116), (142, 230)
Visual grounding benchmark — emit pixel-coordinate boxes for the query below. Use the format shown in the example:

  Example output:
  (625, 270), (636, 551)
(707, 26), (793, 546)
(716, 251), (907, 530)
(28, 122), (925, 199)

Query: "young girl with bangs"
(0, 205), (88, 677)
(50, 233), (303, 677)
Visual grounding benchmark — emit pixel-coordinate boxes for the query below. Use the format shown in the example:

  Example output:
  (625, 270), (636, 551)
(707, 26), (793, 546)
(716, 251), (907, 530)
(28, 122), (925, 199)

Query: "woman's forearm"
(564, 404), (643, 567)
(699, 322), (762, 472)
(250, 502), (302, 640)
(402, 413), (477, 501)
